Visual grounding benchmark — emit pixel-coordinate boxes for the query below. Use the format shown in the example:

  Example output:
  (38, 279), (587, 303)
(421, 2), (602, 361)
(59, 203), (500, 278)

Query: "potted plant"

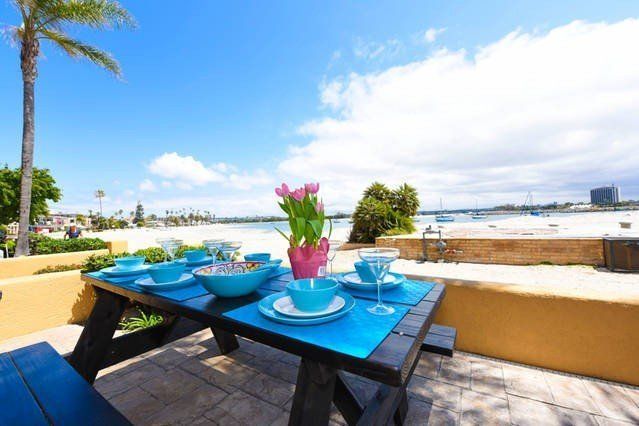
(274, 182), (331, 279)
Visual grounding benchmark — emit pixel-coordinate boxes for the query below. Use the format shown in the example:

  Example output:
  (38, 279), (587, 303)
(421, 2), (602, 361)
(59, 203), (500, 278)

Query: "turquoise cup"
(114, 256), (145, 271)
(354, 261), (377, 283)
(286, 278), (338, 312)
(148, 262), (185, 283)
(244, 253), (271, 263)
(184, 249), (207, 262)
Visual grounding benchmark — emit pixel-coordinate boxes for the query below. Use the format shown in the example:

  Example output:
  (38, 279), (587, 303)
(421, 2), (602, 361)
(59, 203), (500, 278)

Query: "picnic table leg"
(289, 358), (337, 426)
(68, 287), (128, 384)
(333, 372), (364, 425)
(210, 327), (239, 354)
(393, 389), (409, 425)
(355, 384), (407, 426)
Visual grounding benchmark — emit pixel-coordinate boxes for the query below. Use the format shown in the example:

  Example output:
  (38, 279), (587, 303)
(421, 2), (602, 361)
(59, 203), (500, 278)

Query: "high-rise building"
(590, 185), (620, 205)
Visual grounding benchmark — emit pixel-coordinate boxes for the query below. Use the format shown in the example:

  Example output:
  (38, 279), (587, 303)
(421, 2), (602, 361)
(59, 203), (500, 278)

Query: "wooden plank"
(355, 384), (404, 426)
(210, 327), (239, 354)
(428, 324), (456, 338)
(421, 333), (455, 357)
(289, 358), (337, 426)
(68, 287), (128, 383)
(10, 342), (131, 426)
(0, 353), (48, 426)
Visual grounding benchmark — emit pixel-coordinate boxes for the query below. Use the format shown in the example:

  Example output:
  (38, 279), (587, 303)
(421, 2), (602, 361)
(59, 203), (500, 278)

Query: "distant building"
(590, 185), (620, 205)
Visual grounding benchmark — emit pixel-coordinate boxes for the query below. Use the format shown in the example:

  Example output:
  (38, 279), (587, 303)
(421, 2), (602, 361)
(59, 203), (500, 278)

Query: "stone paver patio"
(2, 326), (638, 425)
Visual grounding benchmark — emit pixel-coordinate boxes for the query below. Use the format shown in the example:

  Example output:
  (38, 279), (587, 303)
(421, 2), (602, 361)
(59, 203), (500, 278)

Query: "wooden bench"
(421, 324), (456, 357)
(0, 342), (130, 426)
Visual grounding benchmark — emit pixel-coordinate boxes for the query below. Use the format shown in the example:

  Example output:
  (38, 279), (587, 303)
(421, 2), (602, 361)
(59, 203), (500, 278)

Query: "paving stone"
(508, 395), (598, 426)
(405, 397), (459, 425)
(438, 356), (472, 389)
(623, 386), (639, 408)
(109, 386), (165, 425)
(96, 361), (165, 399)
(248, 358), (299, 384)
(140, 368), (206, 404)
(503, 364), (554, 403)
(470, 359), (506, 398)
(238, 373), (295, 407)
(204, 390), (283, 424)
(583, 380), (639, 424)
(146, 347), (192, 369)
(460, 389), (509, 425)
(408, 374), (463, 412)
(545, 372), (601, 414)
(147, 383), (228, 425)
(97, 355), (147, 378)
(414, 353), (442, 379)
(180, 357), (259, 393)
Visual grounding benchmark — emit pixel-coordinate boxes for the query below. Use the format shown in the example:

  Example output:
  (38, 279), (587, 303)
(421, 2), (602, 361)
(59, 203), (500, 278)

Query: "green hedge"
(28, 233), (107, 255)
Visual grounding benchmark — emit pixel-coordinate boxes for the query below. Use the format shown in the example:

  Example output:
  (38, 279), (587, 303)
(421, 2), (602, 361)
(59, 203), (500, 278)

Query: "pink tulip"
(314, 201), (324, 213)
(291, 187), (306, 201)
(305, 182), (320, 194)
(275, 183), (290, 197)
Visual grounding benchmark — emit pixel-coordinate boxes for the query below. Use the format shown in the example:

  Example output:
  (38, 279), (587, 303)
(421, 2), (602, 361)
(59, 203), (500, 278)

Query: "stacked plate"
(258, 290), (355, 325)
(100, 264), (150, 277)
(337, 271), (405, 291)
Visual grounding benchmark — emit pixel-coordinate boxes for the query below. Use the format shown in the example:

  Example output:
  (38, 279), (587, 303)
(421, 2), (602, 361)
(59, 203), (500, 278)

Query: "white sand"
(75, 210), (639, 301)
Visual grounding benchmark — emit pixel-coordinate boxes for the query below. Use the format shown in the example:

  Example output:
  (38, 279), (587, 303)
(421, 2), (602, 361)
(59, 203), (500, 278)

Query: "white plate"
(272, 295), (345, 318)
(134, 273), (195, 290)
(343, 273), (396, 285)
(339, 272), (405, 291)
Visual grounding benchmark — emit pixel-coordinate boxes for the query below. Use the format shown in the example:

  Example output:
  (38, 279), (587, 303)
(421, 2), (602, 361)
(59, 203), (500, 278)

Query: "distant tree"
(133, 201), (145, 225)
(75, 214), (86, 226)
(7, 0), (135, 255)
(0, 166), (61, 226)
(94, 189), (105, 217)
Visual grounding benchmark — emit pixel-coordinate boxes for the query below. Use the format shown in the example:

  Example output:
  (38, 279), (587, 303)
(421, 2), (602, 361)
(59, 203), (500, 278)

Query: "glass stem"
(376, 259), (383, 306)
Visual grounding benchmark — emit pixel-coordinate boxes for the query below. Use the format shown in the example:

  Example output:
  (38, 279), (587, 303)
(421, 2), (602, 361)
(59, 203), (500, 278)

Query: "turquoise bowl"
(193, 262), (271, 298)
(184, 249), (207, 262)
(244, 253), (271, 263)
(268, 258), (283, 269)
(114, 256), (145, 271)
(148, 262), (185, 283)
(286, 278), (338, 312)
(354, 261), (376, 283)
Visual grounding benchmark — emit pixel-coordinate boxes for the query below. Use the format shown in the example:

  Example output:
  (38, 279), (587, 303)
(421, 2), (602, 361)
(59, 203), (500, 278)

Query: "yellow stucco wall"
(414, 275), (639, 386)
(0, 271), (95, 340)
(0, 250), (108, 279)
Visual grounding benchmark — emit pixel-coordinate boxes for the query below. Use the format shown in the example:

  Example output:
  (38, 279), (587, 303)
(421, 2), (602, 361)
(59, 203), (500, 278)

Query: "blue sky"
(1, 1), (638, 216)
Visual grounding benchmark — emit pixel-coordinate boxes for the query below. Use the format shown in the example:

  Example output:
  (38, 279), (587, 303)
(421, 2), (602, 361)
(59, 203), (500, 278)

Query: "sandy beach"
(73, 210), (639, 300)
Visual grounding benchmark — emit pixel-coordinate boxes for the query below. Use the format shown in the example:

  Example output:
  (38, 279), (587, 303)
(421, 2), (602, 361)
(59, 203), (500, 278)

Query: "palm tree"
(8, 0), (135, 255)
(94, 189), (105, 217)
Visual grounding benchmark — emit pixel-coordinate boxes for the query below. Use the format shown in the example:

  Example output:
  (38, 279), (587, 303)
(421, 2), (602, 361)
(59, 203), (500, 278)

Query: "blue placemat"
(224, 297), (409, 359)
(340, 278), (435, 306)
(85, 271), (209, 302)
(268, 266), (291, 279)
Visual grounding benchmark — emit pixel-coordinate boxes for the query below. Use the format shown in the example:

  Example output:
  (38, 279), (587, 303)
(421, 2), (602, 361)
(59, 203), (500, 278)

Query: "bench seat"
(0, 342), (130, 426)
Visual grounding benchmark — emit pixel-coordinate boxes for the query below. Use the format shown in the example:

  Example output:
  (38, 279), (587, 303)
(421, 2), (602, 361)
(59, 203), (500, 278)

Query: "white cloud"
(139, 179), (157, 192)
(280, 19), (639, 210)
(353, 38), (402, 61)
(423, 27), (446, 43)
(148, 152), (225, 186)
(161, 181), (172, 188)
(227, 169), (274, 190)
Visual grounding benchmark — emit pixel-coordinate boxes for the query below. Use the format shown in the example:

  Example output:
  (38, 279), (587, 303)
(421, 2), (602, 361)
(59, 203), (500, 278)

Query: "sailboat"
(471, 200), (487, 219)
(520, 192), (542, 216)
(435, 198), (455, 222)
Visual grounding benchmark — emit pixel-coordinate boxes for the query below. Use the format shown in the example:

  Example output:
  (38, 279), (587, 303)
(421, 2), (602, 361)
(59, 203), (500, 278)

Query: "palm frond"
(40, 28), (121, 76)
(36, 0), (136, 31)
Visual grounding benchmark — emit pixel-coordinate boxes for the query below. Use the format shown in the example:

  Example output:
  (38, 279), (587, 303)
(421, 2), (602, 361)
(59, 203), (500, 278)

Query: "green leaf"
(274, 226), (291, 243)
(308, 219), (322, 238)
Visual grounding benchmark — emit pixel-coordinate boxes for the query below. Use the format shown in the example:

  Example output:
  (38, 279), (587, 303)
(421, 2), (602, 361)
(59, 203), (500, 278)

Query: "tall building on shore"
(590, 185), (620, 205)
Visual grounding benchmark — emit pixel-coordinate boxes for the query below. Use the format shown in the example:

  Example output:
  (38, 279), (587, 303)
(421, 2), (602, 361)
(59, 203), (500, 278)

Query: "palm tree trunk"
(15, 38), (39, 257)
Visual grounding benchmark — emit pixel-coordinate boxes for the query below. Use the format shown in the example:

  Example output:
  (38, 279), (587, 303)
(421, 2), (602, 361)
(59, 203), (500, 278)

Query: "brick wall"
(376, 236), (605, 266)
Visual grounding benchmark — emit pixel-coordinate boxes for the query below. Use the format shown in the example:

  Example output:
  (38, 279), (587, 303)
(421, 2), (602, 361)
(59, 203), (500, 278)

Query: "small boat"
(435, 198), (455, 222)
(471, 200), (486, 219)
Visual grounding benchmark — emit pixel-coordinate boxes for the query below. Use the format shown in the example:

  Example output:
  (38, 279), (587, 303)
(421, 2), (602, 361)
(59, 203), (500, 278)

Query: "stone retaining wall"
(377, 236), (605, 266)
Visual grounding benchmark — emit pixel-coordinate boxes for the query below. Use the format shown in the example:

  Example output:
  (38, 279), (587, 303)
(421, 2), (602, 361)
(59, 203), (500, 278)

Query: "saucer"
(134, 273), (195, 290)
(273, 295), (345, 318)
(339, 272), (405, 291)
(258, 291), (355, 326)
(101, 264), (150, 277)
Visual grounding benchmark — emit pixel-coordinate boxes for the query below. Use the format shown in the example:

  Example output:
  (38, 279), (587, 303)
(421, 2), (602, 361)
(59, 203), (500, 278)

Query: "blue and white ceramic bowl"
(354, 261), (377, 283)
(286, 278), (338, 312)
(193, 261), (271, 297)
(148, 262), (186, 283)
(114, 256), (146, 271)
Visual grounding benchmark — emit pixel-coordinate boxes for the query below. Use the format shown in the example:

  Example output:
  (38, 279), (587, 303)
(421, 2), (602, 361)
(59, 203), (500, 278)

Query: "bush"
(34, 264), (82, 274)
(348, 182), (419, 243)
(81, 253), (122, 272)
(28, 233), (107, 255)
(133, 247), (166, 263)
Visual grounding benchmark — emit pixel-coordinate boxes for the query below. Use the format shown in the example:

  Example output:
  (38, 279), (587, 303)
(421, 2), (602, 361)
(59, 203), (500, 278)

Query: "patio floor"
(2, 326), (639, 425)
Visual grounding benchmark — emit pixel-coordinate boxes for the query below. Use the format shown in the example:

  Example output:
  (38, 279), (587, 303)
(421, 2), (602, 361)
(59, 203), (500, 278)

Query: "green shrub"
(81, 252), (129, 272)
(119, 308), (163, 332)
(133, 247), (166, 263)
(348, 182), (419, 243)
(34, 264), (82, 274)
(28, 233), (107, 255)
